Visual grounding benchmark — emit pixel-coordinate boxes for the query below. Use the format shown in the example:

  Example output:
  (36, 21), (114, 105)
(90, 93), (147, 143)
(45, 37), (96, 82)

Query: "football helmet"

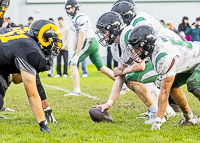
(128, 25), (156, 62)
(0, 0), (10, 8)
(65, 0), (80, 17)
(28, 19), (62, 60)
(113, 0), (135, 6)
(96, 11), (124, 47)
(111, 1), (137, 25)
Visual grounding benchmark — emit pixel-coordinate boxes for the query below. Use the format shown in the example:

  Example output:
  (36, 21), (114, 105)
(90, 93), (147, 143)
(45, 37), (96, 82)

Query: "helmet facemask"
(96, 22), (123, 47)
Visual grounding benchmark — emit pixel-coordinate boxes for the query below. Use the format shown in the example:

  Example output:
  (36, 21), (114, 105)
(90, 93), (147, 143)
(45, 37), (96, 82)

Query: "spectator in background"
(47, 18), (55, 77)
(54, 17), (69, 78)
(178, 16), (191, 41)
(107, 46), (118, 69)
(166, 23), (179, 34)
(185, 17), (200, 42)
(28, 16), (34, 25)
(160, 19), (165, 26)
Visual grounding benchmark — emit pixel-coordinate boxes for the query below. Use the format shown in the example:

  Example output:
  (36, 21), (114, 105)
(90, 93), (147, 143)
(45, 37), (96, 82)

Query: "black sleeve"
(36, 74), (47, 101)
(14, 57), (36, 76)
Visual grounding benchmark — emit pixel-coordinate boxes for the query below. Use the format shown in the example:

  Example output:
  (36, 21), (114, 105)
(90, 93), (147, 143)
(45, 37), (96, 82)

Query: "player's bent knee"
(126, 81), (140, 92)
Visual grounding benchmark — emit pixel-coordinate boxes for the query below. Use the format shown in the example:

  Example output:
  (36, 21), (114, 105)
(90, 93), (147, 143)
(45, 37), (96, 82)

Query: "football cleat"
(0, 116), (8, 119)
(39, 120), (51, 133)
(0, 107), (15, 112)
(179, 115), (199, 126)
(45, 109), (57, 123)
(64, 90), (81, 96)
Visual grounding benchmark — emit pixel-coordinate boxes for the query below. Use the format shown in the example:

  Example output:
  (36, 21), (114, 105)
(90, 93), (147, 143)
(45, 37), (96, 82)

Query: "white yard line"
(43, 84), (100, 100)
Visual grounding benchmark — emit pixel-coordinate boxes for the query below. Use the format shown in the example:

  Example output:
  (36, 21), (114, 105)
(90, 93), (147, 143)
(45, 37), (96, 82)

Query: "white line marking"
(43, 84), (100, 100)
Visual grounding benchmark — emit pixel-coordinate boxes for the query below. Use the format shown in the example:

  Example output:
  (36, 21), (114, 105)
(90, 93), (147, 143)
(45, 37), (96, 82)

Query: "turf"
(1, 65), (200, 142)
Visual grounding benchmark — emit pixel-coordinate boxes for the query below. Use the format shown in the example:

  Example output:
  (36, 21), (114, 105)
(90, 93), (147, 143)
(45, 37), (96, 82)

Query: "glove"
(39, 120), (51, 133)
(151, 117), (162, 130)
(45, 109), (57, 123)
(70, 54), (79, 66)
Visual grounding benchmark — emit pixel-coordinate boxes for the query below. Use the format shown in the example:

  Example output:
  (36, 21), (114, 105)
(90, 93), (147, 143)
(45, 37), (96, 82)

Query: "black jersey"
(0, 27), (49, 75)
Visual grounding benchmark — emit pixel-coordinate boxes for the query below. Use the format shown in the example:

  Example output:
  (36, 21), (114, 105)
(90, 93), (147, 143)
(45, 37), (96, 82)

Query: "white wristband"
(122, 68), (126, 75)
(107, 98), (114, 106)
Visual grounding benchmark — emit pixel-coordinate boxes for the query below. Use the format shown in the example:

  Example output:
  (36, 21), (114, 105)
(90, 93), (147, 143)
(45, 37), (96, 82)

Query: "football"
(89, 108), (113, 123)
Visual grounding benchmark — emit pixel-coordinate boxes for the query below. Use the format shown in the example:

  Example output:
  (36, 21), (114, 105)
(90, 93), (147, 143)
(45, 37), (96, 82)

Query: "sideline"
(43, 84), (100, 100)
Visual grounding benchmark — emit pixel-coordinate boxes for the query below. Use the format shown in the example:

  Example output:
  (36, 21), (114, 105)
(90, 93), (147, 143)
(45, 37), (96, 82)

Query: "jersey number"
(170, 39), (192, 49)
(0, 27), (28, 43)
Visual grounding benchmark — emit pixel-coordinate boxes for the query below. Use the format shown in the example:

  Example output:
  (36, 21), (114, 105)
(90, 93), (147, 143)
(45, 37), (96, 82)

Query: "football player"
(0, 19), (62, 132)
(111, 0), (182, 112)
(128, 25), (199, 130)
(94, 12), (175, 124)
(64, 0), (116, 96)
(0, 22), (57, 123)
(0, 0), (10, 26)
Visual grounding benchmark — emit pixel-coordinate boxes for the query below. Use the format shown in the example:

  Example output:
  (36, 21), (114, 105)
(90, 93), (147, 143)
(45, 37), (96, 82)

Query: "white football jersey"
(111, 26), (134, 65)
(71, 12), (95, 39)
(151, 36), (200, 79)
(130, 11), (181, 40)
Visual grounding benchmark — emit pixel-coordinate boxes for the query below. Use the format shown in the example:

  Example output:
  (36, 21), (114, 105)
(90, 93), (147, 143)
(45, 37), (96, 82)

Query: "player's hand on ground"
(113, 67), (124, 77)
(70, 54), (79, 66)
(151, 117), (162, 130)
(92, 103), (110, 112)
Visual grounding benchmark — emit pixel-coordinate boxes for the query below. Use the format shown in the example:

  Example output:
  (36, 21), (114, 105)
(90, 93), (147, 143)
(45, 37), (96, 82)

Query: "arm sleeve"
(14, 57), (36, 76)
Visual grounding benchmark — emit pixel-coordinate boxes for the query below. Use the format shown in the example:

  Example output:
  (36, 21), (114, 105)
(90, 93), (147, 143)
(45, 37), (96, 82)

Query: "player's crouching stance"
(0, 20), (62, 132)
(93, 11), (175, 124)
(128, 25), (199, 130)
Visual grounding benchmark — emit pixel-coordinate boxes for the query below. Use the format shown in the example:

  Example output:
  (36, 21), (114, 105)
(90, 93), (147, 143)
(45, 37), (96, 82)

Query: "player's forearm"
(73, 33), (78, 51)
(157, 76), (174, 118)
(109, 75), (125, 101)
(76, 31), (85, 56)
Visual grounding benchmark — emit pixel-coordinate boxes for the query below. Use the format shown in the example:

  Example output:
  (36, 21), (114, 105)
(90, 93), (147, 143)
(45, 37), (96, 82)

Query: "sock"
(44, 106), (51, 111)
(74, 88), (81, 93)
(148, 104), (158, 113)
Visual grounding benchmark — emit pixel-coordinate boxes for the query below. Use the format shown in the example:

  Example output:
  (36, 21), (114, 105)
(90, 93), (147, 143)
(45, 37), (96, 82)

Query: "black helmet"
(128, 25), (156, 62)
(0, 0), (10, 8)
(28, 19), (62, 60)
(111, 1), (137, 25)
(113, 0), (135, 6)
(96, 11), (124, 47)
(65, 0), (80, 17)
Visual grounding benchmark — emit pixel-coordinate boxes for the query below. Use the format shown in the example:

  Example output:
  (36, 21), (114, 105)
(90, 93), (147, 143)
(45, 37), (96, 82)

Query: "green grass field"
(1, 65), (200, 142)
